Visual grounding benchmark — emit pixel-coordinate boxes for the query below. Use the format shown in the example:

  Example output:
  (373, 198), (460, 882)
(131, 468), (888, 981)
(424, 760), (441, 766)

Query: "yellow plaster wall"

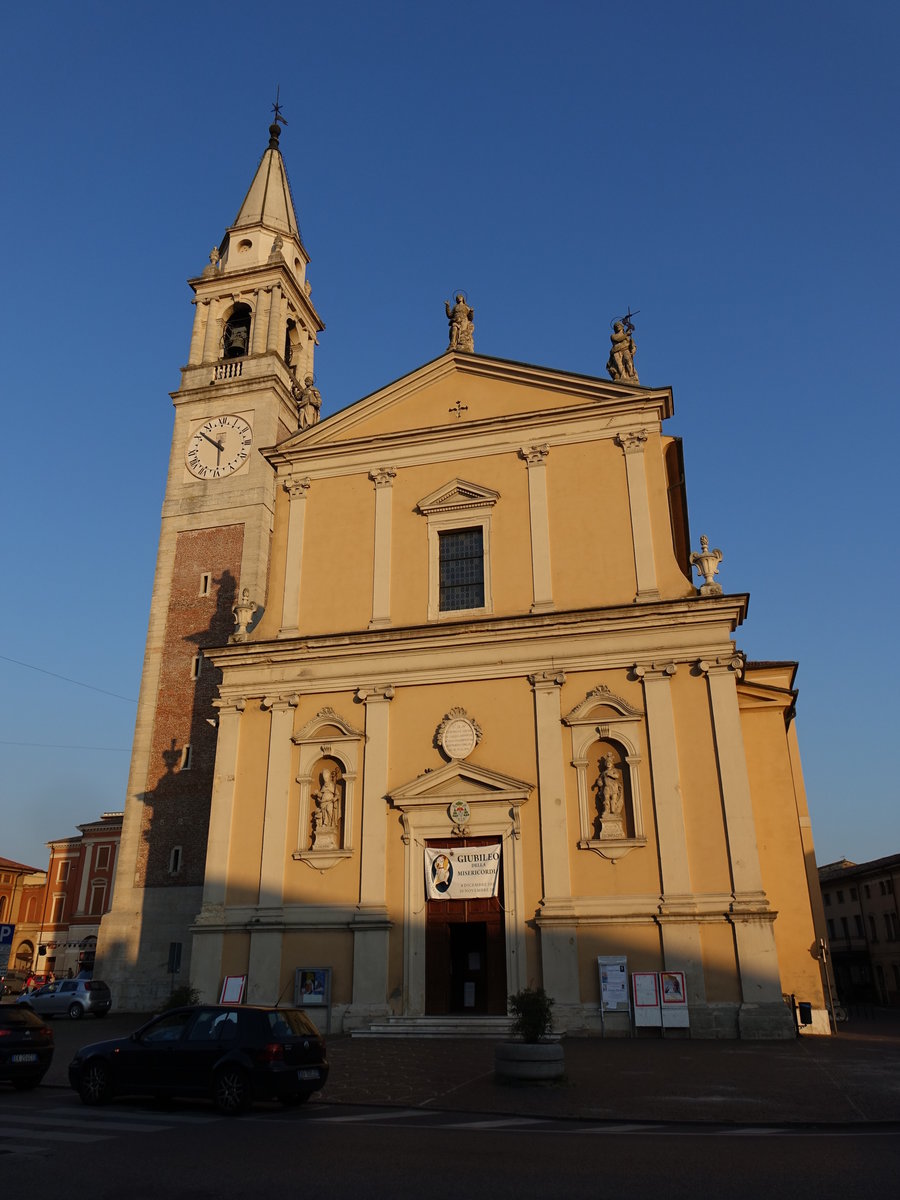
(645, 433), (696, 599)
(669, 672), (733, 895)
(548, 439), (636, 608)
(299, 473), (375, 634)
(281, 931), (354, 1005)
(700, 924), (742, 1002)
(577, 923), (663, 1001)
(220, 932), (251, 981)
(741, 703), (825, 1005)
(254, 483), (290, 637)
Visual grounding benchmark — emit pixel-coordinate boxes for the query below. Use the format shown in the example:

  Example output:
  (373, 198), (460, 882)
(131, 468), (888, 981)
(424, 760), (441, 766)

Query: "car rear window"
(266, 1009), (318, 1038)
(0, 1008), (44, 1028)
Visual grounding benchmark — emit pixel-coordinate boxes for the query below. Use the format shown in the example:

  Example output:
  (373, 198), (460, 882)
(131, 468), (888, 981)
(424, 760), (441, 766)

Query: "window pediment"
(416, 479), (500, 516)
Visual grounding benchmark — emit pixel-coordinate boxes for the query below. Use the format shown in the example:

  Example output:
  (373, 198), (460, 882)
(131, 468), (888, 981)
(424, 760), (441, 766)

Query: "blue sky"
(2, 1), (898, 872)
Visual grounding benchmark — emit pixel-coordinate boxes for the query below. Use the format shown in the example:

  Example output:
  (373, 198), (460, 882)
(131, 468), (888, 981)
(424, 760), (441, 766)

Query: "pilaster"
(348, 684), (395, 1019)
(279, 475), (311, 637)
(368, 467), (396, 629)
(519, 444), (554, 613)
(616, 430), (660, 602)
(257, 694), (299, 909)
(530, 670), (579, 1005)
(634, 661), (706, 1003)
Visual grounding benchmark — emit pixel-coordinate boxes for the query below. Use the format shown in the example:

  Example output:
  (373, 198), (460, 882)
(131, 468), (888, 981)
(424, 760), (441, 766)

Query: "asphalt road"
(1, 1089), (898, 1199)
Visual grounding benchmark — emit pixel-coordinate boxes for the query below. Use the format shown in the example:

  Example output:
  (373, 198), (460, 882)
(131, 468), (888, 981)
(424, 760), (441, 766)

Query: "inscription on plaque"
(442, 718), (477, 760)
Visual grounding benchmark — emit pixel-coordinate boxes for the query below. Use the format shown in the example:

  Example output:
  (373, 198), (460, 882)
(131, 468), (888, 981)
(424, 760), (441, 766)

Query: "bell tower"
(97, 115), (324, 1009)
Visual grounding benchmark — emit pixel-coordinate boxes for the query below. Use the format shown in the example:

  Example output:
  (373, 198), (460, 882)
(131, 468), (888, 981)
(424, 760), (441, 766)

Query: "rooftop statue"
(606, 313), (639, 383)
(445, 294), (474, 353)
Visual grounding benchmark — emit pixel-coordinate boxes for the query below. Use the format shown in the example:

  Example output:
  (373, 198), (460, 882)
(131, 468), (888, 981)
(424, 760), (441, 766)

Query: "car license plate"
(12, 1053), (38, 1063)
(297, 1068), (320, 1081)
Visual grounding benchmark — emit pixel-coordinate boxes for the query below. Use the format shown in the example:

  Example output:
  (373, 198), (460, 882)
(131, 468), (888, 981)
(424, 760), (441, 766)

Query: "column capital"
(356, 684), (395, 704)
(615, 429), (649, 455)
(282, 474), (311, 499)
(261, 693), (300, 712)
(519, 443), (550, 466)
(368, 467), (397, 489)
(212, 697), (246, 715)
(696, 655), (744, 679)
(632, 661), (677, 680)
(529, 669), (566, 690)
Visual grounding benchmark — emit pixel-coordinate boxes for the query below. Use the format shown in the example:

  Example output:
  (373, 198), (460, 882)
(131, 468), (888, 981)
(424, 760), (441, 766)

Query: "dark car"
(69, 1005), (329, 1115)
(0, 1006), (54, 1090)
(17, 978), (112, 1019)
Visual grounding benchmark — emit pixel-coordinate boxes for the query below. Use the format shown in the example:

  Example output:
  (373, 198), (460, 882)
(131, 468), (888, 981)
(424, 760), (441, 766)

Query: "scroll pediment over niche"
(562, 685), (643, 726)
(416, 479), (500, 516)
(291, 707), (364, 745)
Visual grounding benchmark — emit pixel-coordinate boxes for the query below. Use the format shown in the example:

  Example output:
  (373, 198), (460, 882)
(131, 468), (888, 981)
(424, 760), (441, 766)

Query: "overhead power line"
(0, 654), (137, 703)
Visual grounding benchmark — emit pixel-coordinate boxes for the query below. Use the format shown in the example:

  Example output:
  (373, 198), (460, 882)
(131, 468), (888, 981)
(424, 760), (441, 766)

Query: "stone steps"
(350, 1015), (514, 1039)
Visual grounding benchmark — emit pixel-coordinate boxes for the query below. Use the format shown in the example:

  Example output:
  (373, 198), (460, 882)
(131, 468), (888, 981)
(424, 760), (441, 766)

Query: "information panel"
(631, 971), (662, 1027)
(660, 970), (690, 1028)
(598, 956), (629, 1012)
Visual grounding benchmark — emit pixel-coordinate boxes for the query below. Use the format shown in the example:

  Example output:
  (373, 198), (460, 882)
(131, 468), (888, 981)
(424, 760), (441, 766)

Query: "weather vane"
(272, 85), (288, 128)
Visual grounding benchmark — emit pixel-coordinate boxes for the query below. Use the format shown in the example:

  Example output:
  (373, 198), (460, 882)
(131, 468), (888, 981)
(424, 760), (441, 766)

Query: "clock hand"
(200, 431), (225, 451)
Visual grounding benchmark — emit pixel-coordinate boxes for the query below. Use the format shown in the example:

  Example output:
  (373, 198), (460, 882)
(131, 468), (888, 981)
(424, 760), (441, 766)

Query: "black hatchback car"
(68, 1005), (328, 1115)
(0, 1006), (54, 1090)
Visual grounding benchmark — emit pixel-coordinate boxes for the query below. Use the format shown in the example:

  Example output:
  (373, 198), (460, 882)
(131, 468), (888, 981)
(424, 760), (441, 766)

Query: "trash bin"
(797, 1001), (813, 1025)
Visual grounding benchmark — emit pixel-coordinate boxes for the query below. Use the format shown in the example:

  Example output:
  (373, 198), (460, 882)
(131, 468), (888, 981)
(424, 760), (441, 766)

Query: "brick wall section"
(136, 525), (244, 888)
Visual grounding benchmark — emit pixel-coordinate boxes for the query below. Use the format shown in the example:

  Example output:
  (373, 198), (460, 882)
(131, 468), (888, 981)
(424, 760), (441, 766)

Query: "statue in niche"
(445, 294), (474, 353)
(311, 766), (342, 850)
(296, 375), (322, 430)
(594, 752), (626, 840)
(606, 314), (639, 383)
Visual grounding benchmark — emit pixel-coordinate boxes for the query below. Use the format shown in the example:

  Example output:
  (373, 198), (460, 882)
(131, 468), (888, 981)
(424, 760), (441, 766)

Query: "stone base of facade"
(96, 886), (204, 1012)
(737, 1001), (797, 1039)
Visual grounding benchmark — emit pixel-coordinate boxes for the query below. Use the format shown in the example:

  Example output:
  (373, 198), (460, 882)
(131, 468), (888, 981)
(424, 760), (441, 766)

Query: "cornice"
(206, 596), (750, 697)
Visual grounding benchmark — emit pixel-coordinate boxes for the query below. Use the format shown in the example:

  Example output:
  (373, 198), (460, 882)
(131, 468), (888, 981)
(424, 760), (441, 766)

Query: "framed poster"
(219, 975), (246, 1005)
(631, 971), (662, 1027)
(660, 970), (690, 1028)
(295, 967), (330, 1007)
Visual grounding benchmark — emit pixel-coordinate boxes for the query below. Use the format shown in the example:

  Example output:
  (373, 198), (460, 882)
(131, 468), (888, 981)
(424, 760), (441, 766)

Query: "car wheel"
(68, 1002), (85, 1019)
(79, 1060), (113, 1106)
(213, 1066), (251, 1116)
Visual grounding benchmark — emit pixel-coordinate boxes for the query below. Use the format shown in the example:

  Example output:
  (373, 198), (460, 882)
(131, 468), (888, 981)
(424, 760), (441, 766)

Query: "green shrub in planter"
(158, 985), (201, 1012)
(508, 986), (554, 1042)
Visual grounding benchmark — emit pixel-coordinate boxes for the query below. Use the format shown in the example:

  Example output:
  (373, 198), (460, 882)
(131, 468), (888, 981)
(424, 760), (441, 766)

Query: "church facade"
(97, 121), (828, 1037)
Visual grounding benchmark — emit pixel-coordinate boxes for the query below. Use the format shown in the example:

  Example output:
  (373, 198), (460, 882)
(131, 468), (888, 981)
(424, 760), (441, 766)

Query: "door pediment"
(389, 760), (532, 810)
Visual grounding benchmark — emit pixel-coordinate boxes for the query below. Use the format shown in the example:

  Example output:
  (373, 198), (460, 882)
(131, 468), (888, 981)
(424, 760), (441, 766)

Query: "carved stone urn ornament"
(690, 535), (723, 596)
(230, 588), (257, 642)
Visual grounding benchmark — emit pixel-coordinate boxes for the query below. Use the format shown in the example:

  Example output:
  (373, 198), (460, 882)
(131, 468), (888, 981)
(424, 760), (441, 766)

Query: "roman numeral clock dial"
(186, 415), (253, 480)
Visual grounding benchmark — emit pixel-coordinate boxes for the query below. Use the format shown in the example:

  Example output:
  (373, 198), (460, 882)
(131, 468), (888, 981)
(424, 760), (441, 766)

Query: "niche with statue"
(291, 708), (362, 871)
(563, 685), (647, 861)
(309, 758), (344, 850)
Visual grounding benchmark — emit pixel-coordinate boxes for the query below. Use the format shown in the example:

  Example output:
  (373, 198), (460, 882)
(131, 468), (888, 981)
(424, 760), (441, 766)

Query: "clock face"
(186, 415), (252, 480)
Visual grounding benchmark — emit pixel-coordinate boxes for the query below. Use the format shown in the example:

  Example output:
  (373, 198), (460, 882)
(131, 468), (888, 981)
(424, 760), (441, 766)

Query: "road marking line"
(0, 1130), (108, 1144)
(0, 1115), (172, 1134)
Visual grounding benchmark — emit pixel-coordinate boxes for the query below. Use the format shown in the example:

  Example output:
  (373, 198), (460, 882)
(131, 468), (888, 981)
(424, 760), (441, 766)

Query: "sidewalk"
(38, 1007), (900, 1125)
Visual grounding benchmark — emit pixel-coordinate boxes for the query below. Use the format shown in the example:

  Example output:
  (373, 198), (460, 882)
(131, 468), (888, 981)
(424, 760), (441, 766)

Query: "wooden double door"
(424, 837), (507, 1016)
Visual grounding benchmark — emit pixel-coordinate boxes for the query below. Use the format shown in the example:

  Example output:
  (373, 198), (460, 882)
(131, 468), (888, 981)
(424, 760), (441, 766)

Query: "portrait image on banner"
(424, 844), (501, 900)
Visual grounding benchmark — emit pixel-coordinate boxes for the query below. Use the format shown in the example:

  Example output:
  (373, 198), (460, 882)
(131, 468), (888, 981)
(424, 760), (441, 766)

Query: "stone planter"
(494, 1041), (565, 1083)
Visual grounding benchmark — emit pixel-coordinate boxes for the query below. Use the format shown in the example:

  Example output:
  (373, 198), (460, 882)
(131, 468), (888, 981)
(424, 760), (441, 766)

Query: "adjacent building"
(2, 813), (122, 979)
(819, 855), (900, 1007)
(96, 119), (828, 1037)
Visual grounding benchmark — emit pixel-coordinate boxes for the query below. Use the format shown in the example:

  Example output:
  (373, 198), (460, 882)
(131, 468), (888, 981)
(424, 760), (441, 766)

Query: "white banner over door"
(424, 844), (501, 900)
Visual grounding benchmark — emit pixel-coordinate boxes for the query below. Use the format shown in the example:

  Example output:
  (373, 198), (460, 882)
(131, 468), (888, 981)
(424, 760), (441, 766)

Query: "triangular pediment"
(390, 759), (532, 808)
(417, 479), (500, 515)
(271, 351), (672, 457)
